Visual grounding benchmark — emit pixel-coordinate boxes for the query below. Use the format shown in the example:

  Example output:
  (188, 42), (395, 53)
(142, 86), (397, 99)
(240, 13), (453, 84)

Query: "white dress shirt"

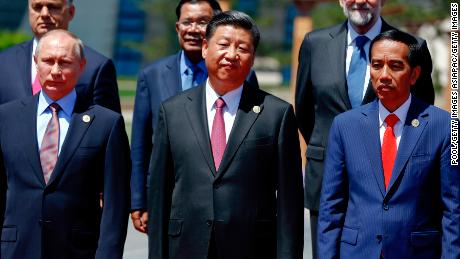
(346, 17), (382, 100)
(205, 79), (243, 142)
(37, 90), (76, 154)
(378, 95), (412, 149)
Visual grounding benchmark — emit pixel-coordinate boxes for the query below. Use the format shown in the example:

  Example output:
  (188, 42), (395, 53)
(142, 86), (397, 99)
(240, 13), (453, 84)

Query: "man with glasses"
(131, 0), (220, 233)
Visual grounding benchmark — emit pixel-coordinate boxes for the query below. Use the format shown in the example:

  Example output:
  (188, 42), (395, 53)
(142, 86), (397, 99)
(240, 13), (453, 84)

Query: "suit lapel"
(328, 22), (352, 109)
(19, 96), (45, 185)
(185, 86), (217, 177)
(386, 98), (428, 192)
(360, 101), (386, 197)
(163, 53), (182, 97)
(46, 100), (94, 187)
(215, 83), (262, 181)
(17, 40), (34, 96)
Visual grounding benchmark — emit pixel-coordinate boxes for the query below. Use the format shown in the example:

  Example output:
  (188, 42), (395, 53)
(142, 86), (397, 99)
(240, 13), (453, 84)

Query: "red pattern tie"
(32, 75), (41, 95)
(40, 103), (61, 184)
(211, 98), (226, 170)
(382, 114), (399, 189)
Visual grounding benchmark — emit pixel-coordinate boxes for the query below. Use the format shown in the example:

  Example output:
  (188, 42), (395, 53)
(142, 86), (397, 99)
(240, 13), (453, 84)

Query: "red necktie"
(32, 75), (41, 95)
(382, 114), (399, 189)
(40, 103), (61, 184)
(211, 98), (226, 170)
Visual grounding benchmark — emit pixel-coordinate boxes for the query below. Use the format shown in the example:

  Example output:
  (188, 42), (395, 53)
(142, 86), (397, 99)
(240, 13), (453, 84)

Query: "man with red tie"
(0, 29), (130, 259)
(147, 11), (304, 259)
(317, 29), (459, 259)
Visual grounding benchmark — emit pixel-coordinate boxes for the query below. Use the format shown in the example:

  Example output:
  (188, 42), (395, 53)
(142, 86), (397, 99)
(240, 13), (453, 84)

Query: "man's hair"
(369, 29), (421, 68)
(35, 29), (85, 60)
(175, 0), (222, 20)
(205, 10), (260, 52)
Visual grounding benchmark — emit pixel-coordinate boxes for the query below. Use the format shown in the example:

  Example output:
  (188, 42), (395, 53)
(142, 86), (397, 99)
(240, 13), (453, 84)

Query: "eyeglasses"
(178, 20), (209, 30)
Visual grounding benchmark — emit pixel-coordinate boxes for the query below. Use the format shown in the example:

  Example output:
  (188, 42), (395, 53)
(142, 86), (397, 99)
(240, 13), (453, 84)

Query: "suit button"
(206, 220), (213, 226)
(383, 203), (389, 210)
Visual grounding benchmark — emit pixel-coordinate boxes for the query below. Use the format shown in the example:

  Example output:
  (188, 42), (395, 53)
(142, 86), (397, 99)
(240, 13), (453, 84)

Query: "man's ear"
(202, 39), (208, 59)
(410, 65), (421, 86)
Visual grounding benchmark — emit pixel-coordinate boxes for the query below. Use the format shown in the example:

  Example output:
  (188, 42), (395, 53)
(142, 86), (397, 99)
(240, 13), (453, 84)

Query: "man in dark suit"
(148, 11), (304, 259)
(0, 30), (130, 259)
(295, 1), (434, 256)
(318, 29), (459, 259)
(130, 0), (222, 233)
(0, 0), (121, 112)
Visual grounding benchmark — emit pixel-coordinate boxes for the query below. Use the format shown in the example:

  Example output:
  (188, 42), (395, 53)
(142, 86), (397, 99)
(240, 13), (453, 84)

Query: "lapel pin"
(82, 115), (91, 123)
(411, 119), (419, 127)
(252, 106), (261, 114)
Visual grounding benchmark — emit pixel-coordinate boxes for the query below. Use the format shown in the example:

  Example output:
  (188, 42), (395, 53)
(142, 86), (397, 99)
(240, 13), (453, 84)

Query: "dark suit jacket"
(147, 82), (304, 259)
(318, 98), (459, 258)
(130, 52), (259, 210)
(0, 95), (131, 259)
(0, 40), (121, 112)
(295, 19), (434, 210)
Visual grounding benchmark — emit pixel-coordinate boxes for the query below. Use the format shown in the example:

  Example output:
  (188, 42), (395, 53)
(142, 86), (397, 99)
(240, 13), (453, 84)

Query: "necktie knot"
(49, 103), (61, 114)
(215, 98), (226, 109)
(385, 114), (399, 128)
(355, 35), (369, 49)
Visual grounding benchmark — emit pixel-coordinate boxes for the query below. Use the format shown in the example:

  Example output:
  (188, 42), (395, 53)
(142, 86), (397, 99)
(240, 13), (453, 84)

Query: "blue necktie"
(192, 65), (205, 87)
(347, 35), (369, 108)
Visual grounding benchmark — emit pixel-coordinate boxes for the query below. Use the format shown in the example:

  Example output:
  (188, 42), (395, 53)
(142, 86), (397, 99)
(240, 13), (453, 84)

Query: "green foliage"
(0, 30), (30, 51)
(311, 3), (345, 30)
(131, 0), (179, 63)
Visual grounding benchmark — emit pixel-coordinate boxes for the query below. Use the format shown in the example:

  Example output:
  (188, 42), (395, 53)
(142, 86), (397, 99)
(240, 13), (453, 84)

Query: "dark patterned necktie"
(40, 103), (61, 184)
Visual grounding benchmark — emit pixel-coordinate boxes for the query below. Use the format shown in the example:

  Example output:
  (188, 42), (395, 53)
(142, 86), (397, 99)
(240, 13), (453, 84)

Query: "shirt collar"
(205, 79), (243, 115)
(379, 94), (411, 127)
(347, 16), (382, 46)
(180, 50), (206, 75)
(38, 89), (77, 117)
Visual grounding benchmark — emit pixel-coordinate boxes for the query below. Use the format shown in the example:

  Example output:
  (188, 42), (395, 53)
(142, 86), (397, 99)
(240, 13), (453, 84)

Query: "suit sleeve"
(130, 70), (153, 211)
(92, 58), (122, 113)
(295, 33), (315, 143)
(440, 129), (460, 258)
(411, 39), (434, 105)
(317, 117), (348, 259)
(148, 104), (174, 259)
(95, 115), (131, 259)
(276, 105), (304, 259)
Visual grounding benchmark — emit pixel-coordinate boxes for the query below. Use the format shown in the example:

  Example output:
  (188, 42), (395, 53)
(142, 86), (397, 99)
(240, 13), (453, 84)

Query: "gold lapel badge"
(411, 119), (419, 127)
(252, 106), (261, 114)
(82, 115), (91, 123)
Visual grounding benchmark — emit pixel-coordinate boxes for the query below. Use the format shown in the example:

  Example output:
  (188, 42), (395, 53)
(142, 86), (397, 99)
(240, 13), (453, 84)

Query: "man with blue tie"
(317, 29), (459, 259)
(0, 29), (130, 259)
(130, 0), (224, 233)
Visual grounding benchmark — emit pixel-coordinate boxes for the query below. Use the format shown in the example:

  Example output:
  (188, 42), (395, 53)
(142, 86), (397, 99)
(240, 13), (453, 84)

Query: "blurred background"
(0, 0), (453, 258)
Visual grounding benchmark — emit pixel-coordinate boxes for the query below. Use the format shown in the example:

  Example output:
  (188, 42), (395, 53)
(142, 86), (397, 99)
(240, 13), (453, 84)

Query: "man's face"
(370, 39), (420, 111)
(176, 2), (214, 57)
(202, 25), (255, 94)
(339, 0), (383, 27)
(29, 0), (75, 38)
(34, 33), (86, 101)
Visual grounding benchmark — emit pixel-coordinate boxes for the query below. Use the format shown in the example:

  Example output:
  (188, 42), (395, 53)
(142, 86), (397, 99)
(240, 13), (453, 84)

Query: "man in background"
(294, 1), (434, 257)
(0, 0), (120, 112)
